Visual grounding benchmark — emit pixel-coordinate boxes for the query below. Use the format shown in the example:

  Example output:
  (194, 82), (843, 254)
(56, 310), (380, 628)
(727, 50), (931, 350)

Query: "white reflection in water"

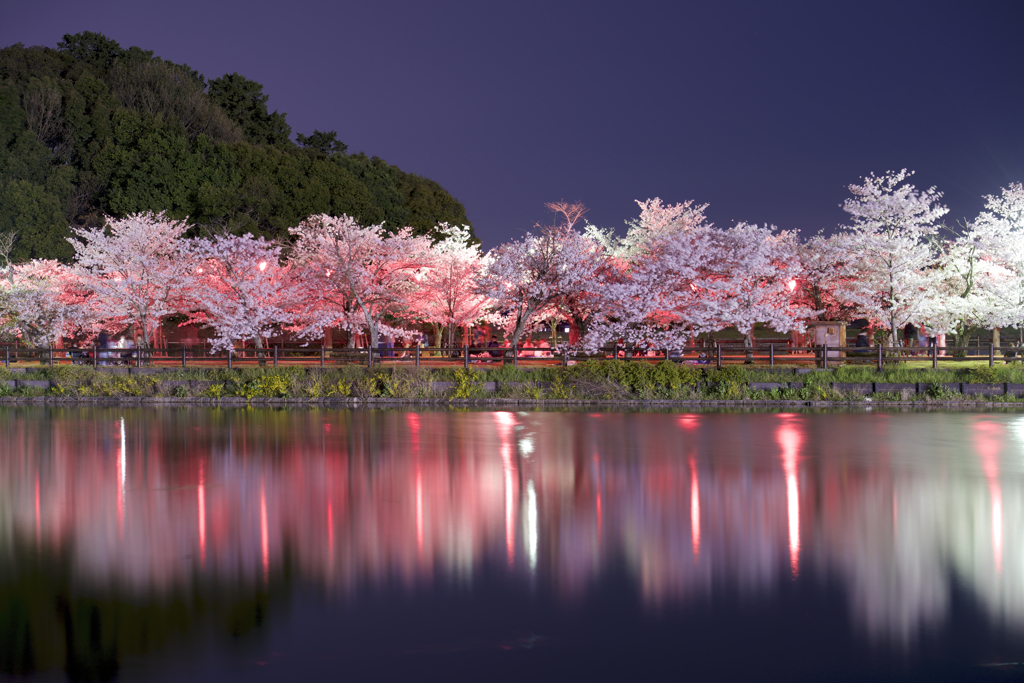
(526, 480), (538, 571)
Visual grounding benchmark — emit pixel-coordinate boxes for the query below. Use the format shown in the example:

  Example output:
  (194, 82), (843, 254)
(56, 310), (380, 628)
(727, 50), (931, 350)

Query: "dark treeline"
(0, 31), (473, 262)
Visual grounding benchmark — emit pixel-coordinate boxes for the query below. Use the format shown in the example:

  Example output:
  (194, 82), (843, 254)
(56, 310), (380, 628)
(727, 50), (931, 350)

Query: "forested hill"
(0, 31), (474, 262)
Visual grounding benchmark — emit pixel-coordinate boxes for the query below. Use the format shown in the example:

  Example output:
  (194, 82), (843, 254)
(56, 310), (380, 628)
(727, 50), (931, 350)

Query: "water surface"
(2, 407), (1024, 681)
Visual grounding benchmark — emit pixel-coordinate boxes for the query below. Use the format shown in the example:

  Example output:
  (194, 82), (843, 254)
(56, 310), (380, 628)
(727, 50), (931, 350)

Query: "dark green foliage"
(0, 32), (475, 260)
(296, 129), (347, 157)
(206, 72), (290, 147)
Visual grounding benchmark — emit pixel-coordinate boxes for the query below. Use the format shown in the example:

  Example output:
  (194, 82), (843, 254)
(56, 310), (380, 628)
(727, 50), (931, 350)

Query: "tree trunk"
(254, 335), (266, 366)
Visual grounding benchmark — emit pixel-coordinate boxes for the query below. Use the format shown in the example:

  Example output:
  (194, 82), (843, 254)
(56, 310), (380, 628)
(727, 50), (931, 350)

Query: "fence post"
(227, 350), (232, 370)
(563, 349), (569, 367)
(769, 344), (774, 367)
(48, 345), (53, 367)
(716, 343), (721, 370)
(823, 344), (828, 370)
(415, 344), (420, 368)
(321, 345), (325, 368)
(464, 345), (469, 369)
(4, 346), (8, 368)
(932, 342), (938, 370)
(182, 346), (187, 368)
(514, 347), (518, 368)
(274, 345), (279, 368)
(877, 344), (883, 372)
(990, 343), (995, 367)
(92, 345), (97, 369)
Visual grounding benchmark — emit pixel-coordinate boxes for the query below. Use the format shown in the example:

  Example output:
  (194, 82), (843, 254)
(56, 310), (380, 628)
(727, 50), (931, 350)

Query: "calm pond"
(2, 406), (1024, 682)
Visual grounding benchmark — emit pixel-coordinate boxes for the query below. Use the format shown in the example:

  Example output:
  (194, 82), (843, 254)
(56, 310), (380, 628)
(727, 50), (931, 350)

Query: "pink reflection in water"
(776, 415), (802, 578)
(494, 412), (518, 566)
(408, 413), (424, 557)
(973, 418), (1004, 573)
(260, 480), (269, 584)
(678, 414), (700, 431)
(198, 460), (206, 566)
(34, 472), (40, 549)
(690, 457), (700, 560)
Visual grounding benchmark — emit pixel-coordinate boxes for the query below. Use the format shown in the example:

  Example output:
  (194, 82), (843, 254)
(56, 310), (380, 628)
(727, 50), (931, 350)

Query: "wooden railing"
(0, 342), (1018, 371)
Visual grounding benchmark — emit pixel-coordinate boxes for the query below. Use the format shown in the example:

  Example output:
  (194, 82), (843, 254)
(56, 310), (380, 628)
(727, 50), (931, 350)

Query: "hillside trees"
(0, 33), (474, 259)
(207, 73), (291, 147)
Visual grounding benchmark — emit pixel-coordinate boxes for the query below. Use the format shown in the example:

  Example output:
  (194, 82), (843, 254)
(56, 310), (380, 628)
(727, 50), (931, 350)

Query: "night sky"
(3, 0), (1023, 249)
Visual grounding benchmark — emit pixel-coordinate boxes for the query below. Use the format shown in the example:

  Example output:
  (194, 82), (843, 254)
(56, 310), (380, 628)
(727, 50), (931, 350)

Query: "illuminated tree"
(830, 170), (948, 342)
(0, 260), (87, 346)
(184, 234), (298, 354)
(478, 203), (604, 348)
(67, 213), (195, 347)
(289, 214), (433, 348)
(409, 224), (491, 347)
(795, 234), (858, 322)
(969, 183), (1024, 330)
(582, 199), (717, 352)
(702, 223), (813, 346)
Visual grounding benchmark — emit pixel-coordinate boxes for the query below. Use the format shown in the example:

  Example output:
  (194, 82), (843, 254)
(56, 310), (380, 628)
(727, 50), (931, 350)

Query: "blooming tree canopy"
(67, 213), (195, 346)
(409, 223), (491, 347)
(583, 199), (718, 351)
(831, 170), (948, 342)
(185, 234), (298, 353)
(478, 203), (603, 348)
(289, 214), (433, 349)
(967, 183), (1024, 329)
(702, 223), (814, 345)
(0, 260), (86, 346)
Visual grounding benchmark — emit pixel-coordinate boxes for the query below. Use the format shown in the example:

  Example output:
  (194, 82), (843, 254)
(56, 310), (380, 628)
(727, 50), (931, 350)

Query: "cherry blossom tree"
(914, 221), (1009, 348)
(701, 223), (814, 347)
(582, 199), (718, 352)
(288, 214), (433, 349)
(795, 234), (858, 322)
(184, 234), (299, 354)
(967, 183), (1024, 332)
(68, 213), (197, 347)
(0, 260), (91, 346)
(830, 170), (948, 343)
(586, 198), (709, 258)
(408, 224), (491, 347)
(478, 203), (605, 349)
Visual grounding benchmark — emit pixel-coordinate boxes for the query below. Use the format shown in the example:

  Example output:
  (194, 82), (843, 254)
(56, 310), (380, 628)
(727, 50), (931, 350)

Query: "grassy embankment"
(2, 361), (1024, 403)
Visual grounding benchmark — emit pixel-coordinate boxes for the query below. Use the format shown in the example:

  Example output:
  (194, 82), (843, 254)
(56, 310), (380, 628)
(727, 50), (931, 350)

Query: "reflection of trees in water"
(0, 538), (274, 680)
(0, 408), (1022, 675)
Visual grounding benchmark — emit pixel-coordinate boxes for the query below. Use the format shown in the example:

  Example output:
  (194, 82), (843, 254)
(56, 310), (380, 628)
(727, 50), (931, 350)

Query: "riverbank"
(3, 361), (1024, 407)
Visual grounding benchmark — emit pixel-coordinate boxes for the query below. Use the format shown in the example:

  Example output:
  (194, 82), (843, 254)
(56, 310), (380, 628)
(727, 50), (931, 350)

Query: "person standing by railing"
(97, 331), (110, 366)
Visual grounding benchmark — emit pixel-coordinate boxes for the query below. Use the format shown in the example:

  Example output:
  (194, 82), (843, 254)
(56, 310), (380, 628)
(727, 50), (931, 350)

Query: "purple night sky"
(3, 0), (1022, 249)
